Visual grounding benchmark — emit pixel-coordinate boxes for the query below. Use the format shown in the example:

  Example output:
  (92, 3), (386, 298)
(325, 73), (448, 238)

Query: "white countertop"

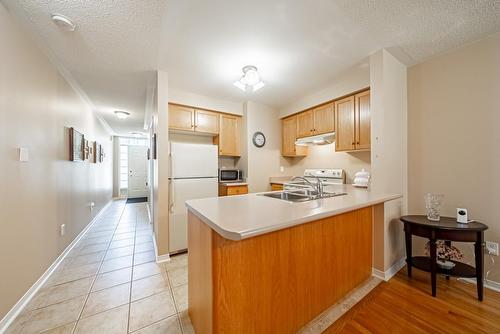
(186, 185), (402, 241)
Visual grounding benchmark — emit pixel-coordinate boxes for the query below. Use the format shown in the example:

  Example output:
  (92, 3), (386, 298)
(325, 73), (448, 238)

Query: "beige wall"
(0, 4), (113, 320)
(152, 70), (170, 256)
(408, 32), (500, 282)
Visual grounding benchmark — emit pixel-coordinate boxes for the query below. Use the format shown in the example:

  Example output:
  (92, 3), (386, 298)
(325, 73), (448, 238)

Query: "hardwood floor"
(324, 267), (500, 334)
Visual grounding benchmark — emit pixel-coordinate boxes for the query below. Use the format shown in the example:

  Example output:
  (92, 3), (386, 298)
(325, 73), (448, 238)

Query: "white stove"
(303, 168), (345, 185)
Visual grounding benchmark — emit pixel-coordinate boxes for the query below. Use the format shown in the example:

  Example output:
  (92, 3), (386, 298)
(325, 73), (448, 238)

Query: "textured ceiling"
(3, 0), (500, 134)
(2, 0), (167, 135)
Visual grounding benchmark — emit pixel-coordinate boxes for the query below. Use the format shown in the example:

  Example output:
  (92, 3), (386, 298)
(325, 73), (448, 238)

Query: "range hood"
(295, 131), (335, 146)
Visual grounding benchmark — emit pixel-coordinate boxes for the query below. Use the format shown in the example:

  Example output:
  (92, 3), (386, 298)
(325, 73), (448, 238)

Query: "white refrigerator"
(168, 142), (218, 253)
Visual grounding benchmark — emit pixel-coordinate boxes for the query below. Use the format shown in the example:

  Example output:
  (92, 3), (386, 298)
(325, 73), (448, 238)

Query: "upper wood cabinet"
(282, 115), (308, 157)
(215, 114), (241, 157)
(335, 90), (371, 152)
(169, 104), (219, 135)
(169, 104), (194, 132)
(313, 103), (335, 135)
(195, 109), (219, 134)
(296, 103), (335, 138)
(355, 91), (371, 150)
(335, 96), (356, 151)
(296, 110), (314, 138)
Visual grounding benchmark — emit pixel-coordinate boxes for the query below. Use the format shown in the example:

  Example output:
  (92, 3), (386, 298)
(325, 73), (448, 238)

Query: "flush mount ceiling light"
(114, 110), (130, 119)
(234, 65), (265, 92)
(131, 132), (144, 137)
(50, 14), (77, 31)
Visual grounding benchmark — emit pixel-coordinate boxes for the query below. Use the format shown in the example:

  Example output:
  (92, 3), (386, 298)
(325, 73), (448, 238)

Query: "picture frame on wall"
(69, 127), (85, 162)
(89, 141), (97, 163)
(98, 144), (104, 163)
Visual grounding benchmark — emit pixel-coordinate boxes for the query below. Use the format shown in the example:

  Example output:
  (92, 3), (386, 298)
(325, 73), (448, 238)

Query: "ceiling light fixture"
(114, 111), (130, 119)
(234, 65), (265, 92)
(50, 14), (77, 31)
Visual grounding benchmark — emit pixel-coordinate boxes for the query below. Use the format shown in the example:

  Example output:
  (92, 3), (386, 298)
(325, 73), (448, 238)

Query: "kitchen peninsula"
(186, 186), (401, 333)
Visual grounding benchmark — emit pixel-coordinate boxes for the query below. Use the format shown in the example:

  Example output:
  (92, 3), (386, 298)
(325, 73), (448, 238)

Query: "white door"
(128, 145), (149, 198)
(168, 177), (218, 253)
(170, 142), (218, 178)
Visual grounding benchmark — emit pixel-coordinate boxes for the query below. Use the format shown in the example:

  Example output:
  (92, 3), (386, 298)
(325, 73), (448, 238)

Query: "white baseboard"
(459, 277), (500, 293)
(0, 200), (113, 334)
(152, 234), (170, 264)
(372, 257), (406, 281)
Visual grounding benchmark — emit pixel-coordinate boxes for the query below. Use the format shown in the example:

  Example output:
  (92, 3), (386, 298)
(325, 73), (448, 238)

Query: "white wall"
(242, 102), (282, 193)
(169, 89), (244, 115)
(369, 49), (408, 271)
(280, 60), (370, 118)
(277, 61), (372, 183)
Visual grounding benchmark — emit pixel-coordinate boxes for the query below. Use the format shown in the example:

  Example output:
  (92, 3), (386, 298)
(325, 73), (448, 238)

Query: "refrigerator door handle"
(169, 179), (175, 214)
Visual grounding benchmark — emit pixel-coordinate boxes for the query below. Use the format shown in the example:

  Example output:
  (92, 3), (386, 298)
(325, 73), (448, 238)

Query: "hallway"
(6, 201), (192, 334)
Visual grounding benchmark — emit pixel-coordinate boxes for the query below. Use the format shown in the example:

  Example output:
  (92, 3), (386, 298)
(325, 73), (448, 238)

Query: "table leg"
(405, 229), (412, 278)
(430, 239), (437, 297)
(475, 232), (484, 301)
(445, 241), (451, 280)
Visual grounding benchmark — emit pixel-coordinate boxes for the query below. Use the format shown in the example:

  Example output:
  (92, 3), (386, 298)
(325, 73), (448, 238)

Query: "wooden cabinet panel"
(169, 104), (194, 131)
(282, 116), (308, 157)
(355, 91), (371, 150)
(219, 184), (248, 196)
(296, 110), (314, 138)
(195, 110), (219, 134)
(335, 96), (356, 151)
(313, 103), (335, 135)
(216, 114), (240, 157)
(271, 184), (284, 191)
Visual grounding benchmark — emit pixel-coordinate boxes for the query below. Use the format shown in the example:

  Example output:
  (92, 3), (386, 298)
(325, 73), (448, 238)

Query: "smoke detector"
(51, 14), (76, 31)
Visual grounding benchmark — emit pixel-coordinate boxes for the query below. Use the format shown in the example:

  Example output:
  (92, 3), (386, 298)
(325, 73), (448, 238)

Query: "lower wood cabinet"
(219, 184), (248, 196)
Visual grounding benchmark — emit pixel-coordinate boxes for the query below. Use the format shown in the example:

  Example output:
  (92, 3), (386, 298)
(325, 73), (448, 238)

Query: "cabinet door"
(355, 91), (371, 150)
(195, 109), (219, 134)
(296, 110), (314, 138)
(335, 96), (356, 151)
(282, 116), (307, 157)
(313, 102), (335, 135)
(218, 114), (240, 156)
(169, 104), (194, 131)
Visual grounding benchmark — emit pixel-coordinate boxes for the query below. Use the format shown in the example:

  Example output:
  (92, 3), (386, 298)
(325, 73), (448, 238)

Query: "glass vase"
(424, 193), (443, 221)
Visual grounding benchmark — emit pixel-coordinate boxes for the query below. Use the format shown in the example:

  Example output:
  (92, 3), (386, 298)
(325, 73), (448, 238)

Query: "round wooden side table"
(400, 215), (488, 301)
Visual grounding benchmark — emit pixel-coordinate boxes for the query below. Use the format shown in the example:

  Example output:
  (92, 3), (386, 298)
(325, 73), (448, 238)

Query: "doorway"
(128, 145), (149, 199)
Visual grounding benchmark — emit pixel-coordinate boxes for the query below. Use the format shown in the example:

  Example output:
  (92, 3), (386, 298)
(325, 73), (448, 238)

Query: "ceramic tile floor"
(6, 200), (193, 334)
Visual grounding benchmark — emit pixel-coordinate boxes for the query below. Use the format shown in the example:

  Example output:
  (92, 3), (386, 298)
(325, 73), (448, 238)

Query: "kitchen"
(4, 1), (500, 333)
(163, 63), (403, 332)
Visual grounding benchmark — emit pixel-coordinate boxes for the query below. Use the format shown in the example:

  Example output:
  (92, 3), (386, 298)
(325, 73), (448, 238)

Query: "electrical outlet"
(60, 224), (66, 236)
(486, 241), (499, 256)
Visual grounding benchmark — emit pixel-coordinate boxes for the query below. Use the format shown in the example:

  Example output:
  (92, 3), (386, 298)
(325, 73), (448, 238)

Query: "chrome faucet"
(291, 176), (324, 197)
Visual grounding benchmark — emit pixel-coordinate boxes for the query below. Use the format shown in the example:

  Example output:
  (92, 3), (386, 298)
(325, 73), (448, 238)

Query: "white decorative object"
(437, 259), (456, 270)
(457, 208), (468, 223)
(353, 169), (370, 188)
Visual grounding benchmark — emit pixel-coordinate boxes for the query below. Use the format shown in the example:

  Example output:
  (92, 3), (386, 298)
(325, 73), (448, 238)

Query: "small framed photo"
(89, 141), (97, 163)
(98, 144), (105, 163)
(69, 127), (85, 162)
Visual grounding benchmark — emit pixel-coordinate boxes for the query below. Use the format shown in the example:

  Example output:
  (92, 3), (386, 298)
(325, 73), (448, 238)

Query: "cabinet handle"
(357, 141), (360, 144)
(352, 142), (355, 145)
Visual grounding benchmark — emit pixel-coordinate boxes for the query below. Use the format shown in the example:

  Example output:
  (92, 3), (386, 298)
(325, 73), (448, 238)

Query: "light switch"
(280, 166), (284, 173)
(19, 147), (29, 162)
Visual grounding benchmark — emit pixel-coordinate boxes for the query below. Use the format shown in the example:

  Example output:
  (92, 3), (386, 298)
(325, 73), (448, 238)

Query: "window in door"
(120, 144), (129, 197)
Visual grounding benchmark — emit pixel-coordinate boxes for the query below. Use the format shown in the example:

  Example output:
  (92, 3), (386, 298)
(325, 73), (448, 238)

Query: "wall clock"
(252, 131), (266, 148)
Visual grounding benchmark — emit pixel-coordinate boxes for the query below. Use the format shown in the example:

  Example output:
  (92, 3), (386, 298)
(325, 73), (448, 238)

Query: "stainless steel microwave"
(219, 169), (243, 182)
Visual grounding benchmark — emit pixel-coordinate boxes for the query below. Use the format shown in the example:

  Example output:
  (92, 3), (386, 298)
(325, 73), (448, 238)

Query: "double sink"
(260, 189), (347, 203)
